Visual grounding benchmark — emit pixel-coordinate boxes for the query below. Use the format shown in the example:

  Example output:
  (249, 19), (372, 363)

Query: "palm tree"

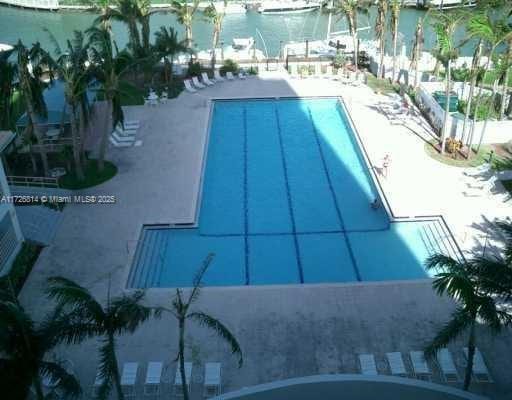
(499, 39), (511, 120)
(204, 0), (226, 70)
(136, 0), (161, 56)
(111, 0), (143, 56)
(86, 0), (116, 31)
(165, 254), (243, 400)
(430, 10), (467, 154)
(46, 276), (160, 400)
(410, 17), (424, 89)
(48, 30), (91, 181)
(374, 0), (388, 79)
(170, 0), (201, 49)
(424, 253), (512, 391)
(390, 0), (402, 82)
(333, 0), (370, 72)
(0, 282), (81, 400)
(466, 11), (512, 153)
(154, 26), (190, 85)
(13, 40), (54, 176)
(0, 57), (16, 130)
(88, 26), (134, 171)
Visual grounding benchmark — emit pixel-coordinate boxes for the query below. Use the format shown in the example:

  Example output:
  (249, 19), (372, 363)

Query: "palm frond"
(188, 311), (243, 367)
(40, 360), (82, 399)
(108, 290), (157, 334)
(424, 307), (472, 360)
(95, 337), (117, 400)
(186, 253), (215, 307)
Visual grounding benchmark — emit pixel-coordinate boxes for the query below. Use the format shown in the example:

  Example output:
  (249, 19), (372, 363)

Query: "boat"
(426, 0), (477, 9)
(0, 43), (14, 60)
(194, 37), (266, 63)
(257, 1), (321, 14)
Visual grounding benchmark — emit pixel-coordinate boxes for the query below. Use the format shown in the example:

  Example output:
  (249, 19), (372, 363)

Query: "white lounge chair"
(204, 362), (221, 398)
(192, 76), (206, 89)
(237, 71), (247, 80)
(110, 137), (133, 147)
(463, 347), (492, 383)
(184, 79), (197, 93)
(226, 71), (235, 81)
(121, 120), (140, 129)
(358, 354), (378, 375)
(409, 351), (432, 381)
(174, 362), (192, 396)
(201, 72), (215, 86)
(112, 132), (136, 143)
(121, 362), (138, 397)
(114, 125), (137, 137)
(463, 163), (492, 178)
(463, 176), (499, 197)
(386, 352), (407, 377)
(144, 362), (163, 395)
(437, 349), (459, 383)
(214, 70), (225, 82)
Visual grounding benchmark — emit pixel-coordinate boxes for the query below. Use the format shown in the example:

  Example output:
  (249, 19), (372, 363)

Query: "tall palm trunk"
(178, 317), (190, 400)
(78, 104), (87, 166)
(211, 26), (219, 70)
(440, 59), (452, 154)
(411, 19), (423, 89)
(476, 78), (499, 153)
(141, 18), (151, 53)
(25, 102), (49, 176)
(392, 29), (398, 82)
(499, 41), (511, 120)
(69, 104), (85, 180)
(349, 13), (358, 71)
(463, 322), (476, 391)
(98, 98), (113, 171)
(378, 31), (386, 78)
(461, 41), (482, 150)
(108, 333), (125, 400)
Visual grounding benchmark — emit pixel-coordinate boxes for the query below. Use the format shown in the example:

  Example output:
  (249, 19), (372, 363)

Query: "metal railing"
(7, 175), (60, 188)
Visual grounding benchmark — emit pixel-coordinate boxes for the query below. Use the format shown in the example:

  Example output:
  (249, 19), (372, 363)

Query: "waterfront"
(0, 5), (473, 57)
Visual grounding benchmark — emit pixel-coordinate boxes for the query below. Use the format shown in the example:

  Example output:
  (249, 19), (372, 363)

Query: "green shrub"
(333, 53), (345, 69)
(247, 66), (258, 75)
(220, 59), (239, 75)
(187, 61), (202, 77)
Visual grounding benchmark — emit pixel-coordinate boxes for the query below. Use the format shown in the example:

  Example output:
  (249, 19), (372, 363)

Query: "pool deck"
(19, 71), (512, 398)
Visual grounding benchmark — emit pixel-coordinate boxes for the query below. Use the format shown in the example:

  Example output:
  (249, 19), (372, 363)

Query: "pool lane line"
(307, 106), (362, 282)
(156, 231), (171, 287)
(243, 106), (250, 285)
(274, 103), (305, 284)
(198, 226), (391, 238)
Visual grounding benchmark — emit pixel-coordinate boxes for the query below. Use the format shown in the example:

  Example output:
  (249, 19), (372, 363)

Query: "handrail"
(7, 175), (59, 188)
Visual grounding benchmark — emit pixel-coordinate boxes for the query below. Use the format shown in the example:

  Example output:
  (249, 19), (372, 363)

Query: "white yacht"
(195, 38), (266, 63)
(257, 1), (321, 14)
(427, 0), (477, 9)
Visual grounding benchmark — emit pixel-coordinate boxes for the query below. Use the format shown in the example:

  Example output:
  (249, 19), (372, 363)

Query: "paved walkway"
(19, 71), (512, 399)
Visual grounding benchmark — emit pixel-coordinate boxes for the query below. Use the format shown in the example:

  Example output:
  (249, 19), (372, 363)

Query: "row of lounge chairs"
(184, 70), (247, 93)
(288, 63), (365, 86)
(93, 361), (222, 398)
(109, 120), (142, 148)
(462, 163), (500, 197)
(358, 348), (492, 383)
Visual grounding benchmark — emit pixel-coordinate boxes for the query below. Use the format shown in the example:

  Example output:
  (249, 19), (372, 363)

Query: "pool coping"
(125, 95), (464, 290)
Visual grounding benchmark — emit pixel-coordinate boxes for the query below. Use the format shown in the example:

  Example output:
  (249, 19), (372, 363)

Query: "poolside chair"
(436, 349), (460, 383)
(463, 347), (492, 383)
(204, 362), (221, 398)
(409, 351), (432, 381)
(201, 72), (215, 86)
(463, 176), (499, 197)
(110, 137), (134, 147)
(121, 362), (138, 397)
(463, 163), (491, 178)
(192, 76), (206, 89)
(214, 70), (225, 82)
(174, 362), (192, 396)
(112, 132), (136, 143)
(237, 71), (247, 80)
(144, 362), (163, 395)
(386, 352), (407, 377)
(184, 79), (197, 93)
(226, 71), (235, 81)
(358, 354), (378, 375)
(114, 125), (137, 137)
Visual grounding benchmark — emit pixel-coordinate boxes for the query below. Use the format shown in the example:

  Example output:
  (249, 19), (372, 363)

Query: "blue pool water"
(128, 98), (457, 288)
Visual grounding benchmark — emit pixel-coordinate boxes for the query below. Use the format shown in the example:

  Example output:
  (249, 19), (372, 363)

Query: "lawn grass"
(424, 140), (494, 168)
(0, 243), (42, 295)
(59, 159), (117, 190)
(366, 74), (399, 95)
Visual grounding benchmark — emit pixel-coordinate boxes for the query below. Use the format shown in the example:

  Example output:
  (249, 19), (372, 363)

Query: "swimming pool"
(127, 98), (459, 288)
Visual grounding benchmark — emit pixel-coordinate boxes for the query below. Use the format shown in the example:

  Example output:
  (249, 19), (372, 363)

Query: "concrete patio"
(19, 71), (512, 399)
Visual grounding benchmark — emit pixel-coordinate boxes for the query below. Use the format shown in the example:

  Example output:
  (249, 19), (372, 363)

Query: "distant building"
(0, 0), (59, 11)
(0, 157), (24, 277)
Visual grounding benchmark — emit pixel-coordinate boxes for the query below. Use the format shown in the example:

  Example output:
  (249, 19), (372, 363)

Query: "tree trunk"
(440, 60), (451, 154)
(476, 79), (499, 153)
(350, 16), (358, 72)
(142, 19), (151, 54)
(109, 334), (125, 400)
(499, 42), (511, 120)
(461, 41), (482, 151)
(211, 27), (219, 71)
(378, 34), (386, 79)
(78, 103), (87, 167)
(98, 99), (112, 172)
(463, 323), (476, 391)
(178, 317), (190, 400)
(70, 104), (85, 181)
(185, 22), (193, 49)
(392, 28), (398, 82)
